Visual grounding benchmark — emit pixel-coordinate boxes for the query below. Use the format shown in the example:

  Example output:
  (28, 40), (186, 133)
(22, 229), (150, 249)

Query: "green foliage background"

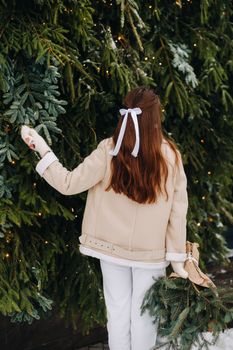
(0, 0), (232, 333)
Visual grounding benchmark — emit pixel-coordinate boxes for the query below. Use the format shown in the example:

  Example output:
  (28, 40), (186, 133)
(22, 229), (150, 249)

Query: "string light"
(175, 0), (182, 7)
(202, 196), (206, 200)
(159, 62), (162, 65)
(45, 240), (48, 244)
(193, 43), (197, 47)
(197, 222), (201, 226)
(144, 57), (148, 61)
(200, 139), (205, 143)
(11, 160), (16, 164)
(38, 212), (42, 216)
(118, 35), (122, 40)
(207, 171), (211, 175)
(5, 253), (10, 258)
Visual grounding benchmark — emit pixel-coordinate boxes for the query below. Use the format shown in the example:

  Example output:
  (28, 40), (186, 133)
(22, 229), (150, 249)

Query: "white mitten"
(21, 125), (52, 158)
(171, 261), (188, 279)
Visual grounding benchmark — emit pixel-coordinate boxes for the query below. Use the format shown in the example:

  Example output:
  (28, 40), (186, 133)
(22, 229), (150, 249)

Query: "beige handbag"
(169, 241), (217, 289)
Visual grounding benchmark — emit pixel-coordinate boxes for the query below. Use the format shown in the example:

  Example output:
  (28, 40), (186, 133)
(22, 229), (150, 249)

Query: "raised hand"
(21, 125), (51, 158)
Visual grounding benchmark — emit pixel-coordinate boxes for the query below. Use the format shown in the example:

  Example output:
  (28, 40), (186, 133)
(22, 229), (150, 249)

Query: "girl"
(21, 86), (189, 350)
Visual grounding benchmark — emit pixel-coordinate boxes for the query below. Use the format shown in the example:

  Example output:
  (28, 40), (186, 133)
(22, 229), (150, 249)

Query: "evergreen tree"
(141, 276), (233, 349)
(0, 0), (232, 334)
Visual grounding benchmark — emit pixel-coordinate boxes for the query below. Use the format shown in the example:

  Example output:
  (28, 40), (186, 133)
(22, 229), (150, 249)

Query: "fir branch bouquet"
(141, 270), (233, 350)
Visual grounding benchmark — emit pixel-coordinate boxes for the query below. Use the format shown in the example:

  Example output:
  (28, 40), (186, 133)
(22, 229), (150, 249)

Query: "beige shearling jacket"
(35, 137), (188, 264)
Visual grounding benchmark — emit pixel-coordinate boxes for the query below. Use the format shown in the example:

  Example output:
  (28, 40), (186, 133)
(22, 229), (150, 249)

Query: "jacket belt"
(79, 234), (165, 261)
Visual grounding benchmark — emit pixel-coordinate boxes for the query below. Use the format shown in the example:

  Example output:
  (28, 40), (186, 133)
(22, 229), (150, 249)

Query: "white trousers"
(100, 259), (166, 350)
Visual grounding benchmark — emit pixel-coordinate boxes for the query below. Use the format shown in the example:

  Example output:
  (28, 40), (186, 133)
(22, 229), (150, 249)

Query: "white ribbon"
(185, 252), (199, 266)
(109, 107), (142, 157)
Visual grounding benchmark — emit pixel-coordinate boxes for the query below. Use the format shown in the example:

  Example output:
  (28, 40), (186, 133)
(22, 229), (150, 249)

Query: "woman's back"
(34, 86), (188, 265)
(77, 135), (188, 264)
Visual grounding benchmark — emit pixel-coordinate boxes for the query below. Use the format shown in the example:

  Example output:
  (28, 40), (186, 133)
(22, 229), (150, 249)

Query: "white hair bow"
(109, 107), (142, 157)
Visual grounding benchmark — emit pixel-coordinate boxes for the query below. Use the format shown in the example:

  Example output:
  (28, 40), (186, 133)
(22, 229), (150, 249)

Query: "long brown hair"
(105, 86), (180, 204)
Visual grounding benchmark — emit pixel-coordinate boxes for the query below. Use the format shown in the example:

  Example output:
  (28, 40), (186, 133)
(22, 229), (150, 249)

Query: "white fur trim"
(79, 245), (170, 269)
(165, 252), (187, 262)
(35, 152), (58, 177)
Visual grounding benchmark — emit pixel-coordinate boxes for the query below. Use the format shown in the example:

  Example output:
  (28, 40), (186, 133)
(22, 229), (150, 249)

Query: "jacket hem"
(79, 233), (166, 262)
(79, 245), (170, 269)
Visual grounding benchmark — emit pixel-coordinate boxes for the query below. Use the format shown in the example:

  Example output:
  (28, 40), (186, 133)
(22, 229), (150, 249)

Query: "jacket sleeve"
(35, 139), (107, 195)
(165, 151), (188, 262)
